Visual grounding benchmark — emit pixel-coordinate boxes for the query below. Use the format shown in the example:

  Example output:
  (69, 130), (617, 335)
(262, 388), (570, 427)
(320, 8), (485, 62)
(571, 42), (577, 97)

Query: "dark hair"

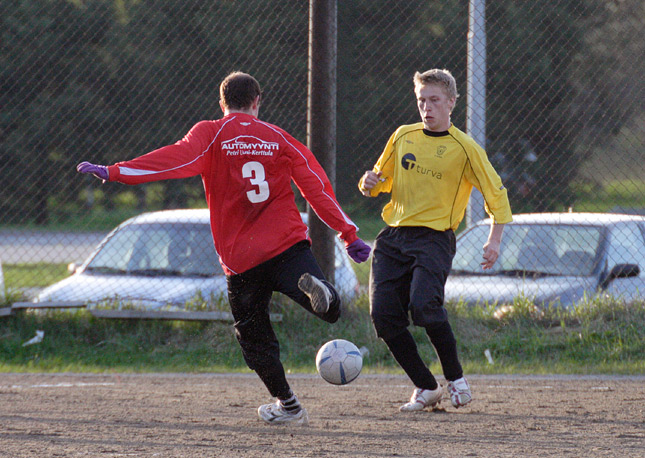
(219, 72), (262, 110)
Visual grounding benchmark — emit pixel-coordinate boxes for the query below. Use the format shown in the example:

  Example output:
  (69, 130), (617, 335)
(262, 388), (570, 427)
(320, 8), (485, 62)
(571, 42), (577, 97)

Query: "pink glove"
(346, 239), (371, 263)
(77, 161), (109, 182)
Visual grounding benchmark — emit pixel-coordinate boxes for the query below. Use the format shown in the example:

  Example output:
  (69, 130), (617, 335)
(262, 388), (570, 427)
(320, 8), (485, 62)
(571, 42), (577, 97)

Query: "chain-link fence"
(1, 0), (644, 308)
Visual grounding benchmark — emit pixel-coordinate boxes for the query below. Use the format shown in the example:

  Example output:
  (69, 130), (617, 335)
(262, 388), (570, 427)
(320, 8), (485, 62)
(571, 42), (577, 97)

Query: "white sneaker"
(399, 386), (443, 412)
(298, 273), (331, 314)
(448, 377), (472, 408)
(258, 400), (309, 426)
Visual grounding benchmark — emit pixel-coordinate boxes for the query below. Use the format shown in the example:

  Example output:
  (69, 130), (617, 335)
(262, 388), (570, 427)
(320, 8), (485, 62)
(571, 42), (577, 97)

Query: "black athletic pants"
(227, 240), (341, 399)
(369, 226), (463, 385)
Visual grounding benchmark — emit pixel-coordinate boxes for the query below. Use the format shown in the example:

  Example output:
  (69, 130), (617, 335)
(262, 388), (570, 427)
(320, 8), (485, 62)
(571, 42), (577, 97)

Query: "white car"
(446, 212), (645, 308)
(36, 209), (360, 309)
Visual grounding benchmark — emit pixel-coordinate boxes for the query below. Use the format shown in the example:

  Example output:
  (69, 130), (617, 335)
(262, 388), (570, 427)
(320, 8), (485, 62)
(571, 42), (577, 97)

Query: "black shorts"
(226, 240), (340, 372)
(369, 226), (456, 340)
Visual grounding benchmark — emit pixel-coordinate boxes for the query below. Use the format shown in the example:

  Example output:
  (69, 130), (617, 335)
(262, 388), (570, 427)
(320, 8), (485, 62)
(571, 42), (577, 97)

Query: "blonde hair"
(413, 69), (459, 101)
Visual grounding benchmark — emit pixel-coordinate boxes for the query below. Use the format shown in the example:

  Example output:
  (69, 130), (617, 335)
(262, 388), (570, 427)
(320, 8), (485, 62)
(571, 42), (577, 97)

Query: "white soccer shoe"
(258, 400), (309, 426)
(298, 273), (331, 314)
(399, 386), (443, 412)
(448, 377), (472, 408)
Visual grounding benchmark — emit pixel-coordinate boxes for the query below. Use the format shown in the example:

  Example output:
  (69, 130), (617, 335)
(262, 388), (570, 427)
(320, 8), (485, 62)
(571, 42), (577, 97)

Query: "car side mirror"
(599, 263), (640, 290)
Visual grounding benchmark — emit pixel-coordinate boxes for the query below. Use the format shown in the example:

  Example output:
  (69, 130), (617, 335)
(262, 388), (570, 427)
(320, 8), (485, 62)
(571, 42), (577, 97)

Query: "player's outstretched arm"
(77, 161), (109, 182)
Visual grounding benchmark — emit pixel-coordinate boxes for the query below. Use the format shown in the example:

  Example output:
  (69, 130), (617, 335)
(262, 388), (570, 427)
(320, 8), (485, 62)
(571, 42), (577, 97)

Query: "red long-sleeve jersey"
(107, 113), (359, 275)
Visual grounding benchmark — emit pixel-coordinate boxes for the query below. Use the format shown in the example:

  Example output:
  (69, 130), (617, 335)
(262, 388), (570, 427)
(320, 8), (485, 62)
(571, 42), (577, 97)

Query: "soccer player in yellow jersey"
(359, 69), (512, 411)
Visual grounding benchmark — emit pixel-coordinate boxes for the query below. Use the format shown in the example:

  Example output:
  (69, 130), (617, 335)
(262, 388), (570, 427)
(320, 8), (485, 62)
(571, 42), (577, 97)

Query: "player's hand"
(77, 161), (109, 182)
(481, 239), (501, 270)
(360, 170), (382, 196)
(346, 239), (371, 263)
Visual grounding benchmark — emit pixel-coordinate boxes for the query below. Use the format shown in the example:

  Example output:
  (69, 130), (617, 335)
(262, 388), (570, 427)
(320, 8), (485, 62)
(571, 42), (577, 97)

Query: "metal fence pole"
(307, 0), (337, 282)
(0, 259), (5, 303)
(466, 0), (487, 226)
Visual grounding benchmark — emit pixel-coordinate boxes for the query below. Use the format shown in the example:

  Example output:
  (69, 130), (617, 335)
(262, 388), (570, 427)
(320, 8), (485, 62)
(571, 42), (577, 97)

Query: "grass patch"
(0, 310), (245, 373)
(1, 295), (643, 375)
(571, 179), (645, 213)
(450, 296), (645, 375)
(3, 263), (69, 290)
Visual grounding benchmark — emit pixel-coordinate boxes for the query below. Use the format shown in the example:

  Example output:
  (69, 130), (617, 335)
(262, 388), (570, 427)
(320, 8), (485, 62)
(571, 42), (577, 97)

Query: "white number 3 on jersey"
(242, 161), (270, 203)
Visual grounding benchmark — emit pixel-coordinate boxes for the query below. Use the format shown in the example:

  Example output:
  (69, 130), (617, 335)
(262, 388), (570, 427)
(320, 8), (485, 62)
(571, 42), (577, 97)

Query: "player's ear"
(249, 95), (261, 117)
(219, 99), (226, 114)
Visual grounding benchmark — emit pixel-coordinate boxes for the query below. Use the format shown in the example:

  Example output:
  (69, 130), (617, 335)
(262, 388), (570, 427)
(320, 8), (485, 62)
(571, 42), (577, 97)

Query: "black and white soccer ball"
(315, 339), (363, 385)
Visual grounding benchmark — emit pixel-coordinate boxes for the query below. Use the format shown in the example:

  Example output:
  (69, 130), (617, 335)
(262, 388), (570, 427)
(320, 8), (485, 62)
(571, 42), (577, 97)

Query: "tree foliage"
(0, 0), (640, 224)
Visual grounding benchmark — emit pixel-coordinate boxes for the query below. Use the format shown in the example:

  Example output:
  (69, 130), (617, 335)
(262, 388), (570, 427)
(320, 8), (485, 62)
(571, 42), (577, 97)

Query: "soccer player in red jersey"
(78, 71), (370, 426)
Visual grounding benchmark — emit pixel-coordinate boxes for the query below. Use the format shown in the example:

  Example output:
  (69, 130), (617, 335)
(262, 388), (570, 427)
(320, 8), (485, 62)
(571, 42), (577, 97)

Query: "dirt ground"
(1, 373), (644, 458)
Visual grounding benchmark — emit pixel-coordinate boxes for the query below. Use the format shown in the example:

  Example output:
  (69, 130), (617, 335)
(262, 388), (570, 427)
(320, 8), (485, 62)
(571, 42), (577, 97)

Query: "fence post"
(307, 0), (337, 283)
(0, 258), (5, 302)
(466, 0), (487, 226)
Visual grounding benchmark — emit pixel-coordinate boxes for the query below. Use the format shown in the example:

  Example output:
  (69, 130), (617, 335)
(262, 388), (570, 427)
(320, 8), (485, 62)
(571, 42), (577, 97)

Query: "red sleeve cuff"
(107, 165), (120, 181)
(342, 231), (359, 247)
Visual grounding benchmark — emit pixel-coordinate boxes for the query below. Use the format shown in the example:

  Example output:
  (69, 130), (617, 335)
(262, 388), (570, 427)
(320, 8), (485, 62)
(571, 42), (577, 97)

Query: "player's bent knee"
(410, 305), (448, 328)
(370, 315), (406, 341)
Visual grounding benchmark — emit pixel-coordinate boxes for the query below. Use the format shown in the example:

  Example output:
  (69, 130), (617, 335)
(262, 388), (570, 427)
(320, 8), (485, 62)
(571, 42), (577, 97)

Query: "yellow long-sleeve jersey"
(359, 123), (512, 231)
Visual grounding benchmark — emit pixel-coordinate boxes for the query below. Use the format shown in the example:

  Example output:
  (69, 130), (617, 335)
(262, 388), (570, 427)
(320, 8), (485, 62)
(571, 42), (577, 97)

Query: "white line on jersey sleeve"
(119, 117), (237, 177)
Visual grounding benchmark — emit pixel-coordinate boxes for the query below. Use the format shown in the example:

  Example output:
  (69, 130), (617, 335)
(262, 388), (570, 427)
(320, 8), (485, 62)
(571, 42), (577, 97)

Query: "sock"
(279, 392), (302, 414)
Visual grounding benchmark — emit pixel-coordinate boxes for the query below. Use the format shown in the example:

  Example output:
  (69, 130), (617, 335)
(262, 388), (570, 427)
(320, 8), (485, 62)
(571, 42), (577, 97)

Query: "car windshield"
(452, 223), (603, 277)
(86, 223), (223, 277)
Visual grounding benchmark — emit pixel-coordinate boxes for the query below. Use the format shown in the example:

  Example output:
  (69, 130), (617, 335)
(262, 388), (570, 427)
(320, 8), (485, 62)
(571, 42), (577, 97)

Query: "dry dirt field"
(1, 373), (644, 458)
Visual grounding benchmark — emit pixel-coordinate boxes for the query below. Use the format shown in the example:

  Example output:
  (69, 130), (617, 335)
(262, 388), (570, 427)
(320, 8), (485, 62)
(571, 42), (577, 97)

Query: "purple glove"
(77, 161), (109, 182)
(346, 239), (371, 263)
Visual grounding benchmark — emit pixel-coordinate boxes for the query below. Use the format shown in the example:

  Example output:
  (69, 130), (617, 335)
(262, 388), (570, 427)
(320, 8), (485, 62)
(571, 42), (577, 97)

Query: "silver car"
(446, 212), (645, 308)
(36, 209), (360, 309)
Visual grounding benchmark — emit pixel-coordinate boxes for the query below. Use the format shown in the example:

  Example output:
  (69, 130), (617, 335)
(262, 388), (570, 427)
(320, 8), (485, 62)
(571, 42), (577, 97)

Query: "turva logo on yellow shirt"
(401, 153), (442, 179)
(401, 153), (417, 170)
